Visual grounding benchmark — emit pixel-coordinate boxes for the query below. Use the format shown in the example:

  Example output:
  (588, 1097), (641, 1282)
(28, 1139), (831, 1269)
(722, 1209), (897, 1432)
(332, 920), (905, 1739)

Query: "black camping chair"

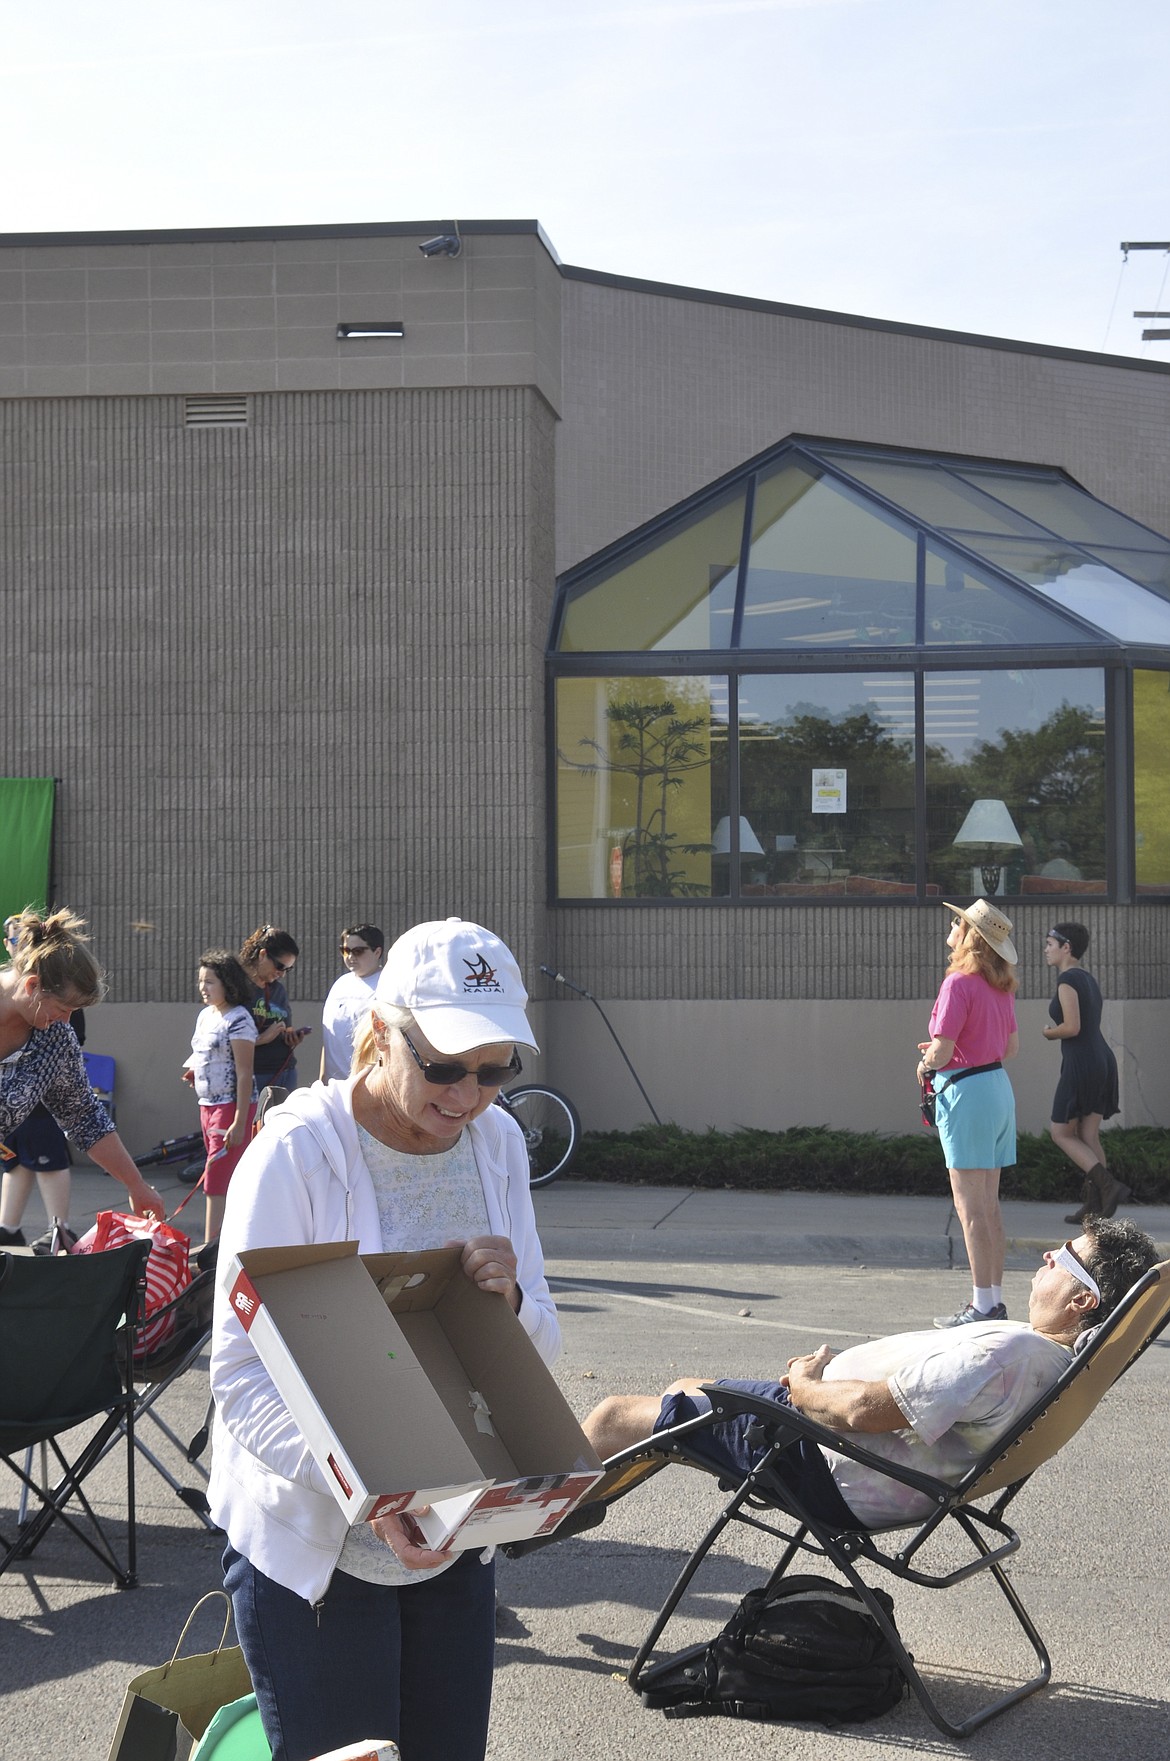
(0, 1239), (150, 1588)
(553, 1258), (1170, 1740)
(93, 1239), (220, 1530)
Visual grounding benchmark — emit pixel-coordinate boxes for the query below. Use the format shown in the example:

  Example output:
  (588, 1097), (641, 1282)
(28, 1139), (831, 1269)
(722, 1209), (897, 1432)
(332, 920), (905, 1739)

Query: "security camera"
(419, 234), (462, 259)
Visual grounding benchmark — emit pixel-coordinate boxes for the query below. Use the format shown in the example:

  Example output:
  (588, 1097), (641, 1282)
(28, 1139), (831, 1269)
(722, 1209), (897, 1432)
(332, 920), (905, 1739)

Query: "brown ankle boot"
(1065, 1176), (1093, 1226)
(1087, 1163), (1132, 1220)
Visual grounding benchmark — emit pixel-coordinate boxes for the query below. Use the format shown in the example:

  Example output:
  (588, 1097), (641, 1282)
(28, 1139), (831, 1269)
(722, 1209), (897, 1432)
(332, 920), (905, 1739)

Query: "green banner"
(0, 777), (57, 927)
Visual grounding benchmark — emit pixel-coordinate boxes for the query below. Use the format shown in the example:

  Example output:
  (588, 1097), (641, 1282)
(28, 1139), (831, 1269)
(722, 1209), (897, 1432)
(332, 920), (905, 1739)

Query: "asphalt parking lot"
(3, 1174), (1168, 1760)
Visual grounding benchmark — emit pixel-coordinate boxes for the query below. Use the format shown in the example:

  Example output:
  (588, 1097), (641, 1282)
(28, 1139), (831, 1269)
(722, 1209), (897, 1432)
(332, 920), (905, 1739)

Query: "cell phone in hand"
(292, 1025), (312, 1039)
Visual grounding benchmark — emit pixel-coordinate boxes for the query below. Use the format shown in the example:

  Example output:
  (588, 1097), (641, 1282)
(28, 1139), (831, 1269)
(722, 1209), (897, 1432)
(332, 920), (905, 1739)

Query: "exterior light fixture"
(419, 234), (461, 258)
(953, 798), (1024, 895)
(336, 322), (405, 339)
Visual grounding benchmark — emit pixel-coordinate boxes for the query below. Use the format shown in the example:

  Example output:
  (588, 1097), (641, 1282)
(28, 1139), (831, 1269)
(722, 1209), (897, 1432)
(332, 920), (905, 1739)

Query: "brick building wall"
(0, 384), (557, 1007)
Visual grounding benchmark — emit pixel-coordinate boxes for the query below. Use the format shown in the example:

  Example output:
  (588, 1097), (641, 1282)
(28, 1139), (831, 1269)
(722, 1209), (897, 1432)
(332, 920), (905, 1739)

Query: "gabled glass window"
(738, 463), (918, 648)
(557, 489), (746, 653)
(550, 437), (1170, 903)
(953, 468), (1170, 551)
(960, 541), (1170, 643)
(923, 543), (1095, 647)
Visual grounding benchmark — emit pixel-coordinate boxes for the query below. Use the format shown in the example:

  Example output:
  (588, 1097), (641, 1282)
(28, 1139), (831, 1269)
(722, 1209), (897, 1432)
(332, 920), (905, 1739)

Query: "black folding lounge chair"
(0, 1239), (151, 1587)
(583, 1258), (1170, 1740)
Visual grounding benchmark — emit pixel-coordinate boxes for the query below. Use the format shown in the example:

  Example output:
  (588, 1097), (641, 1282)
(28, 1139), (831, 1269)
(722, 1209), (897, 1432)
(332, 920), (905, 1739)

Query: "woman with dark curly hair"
(0, 908), (164, 1240)
(239, 924), (304, 1092)
(917, 898), (1019, 1329)
(1042, 921), (1125, 1224)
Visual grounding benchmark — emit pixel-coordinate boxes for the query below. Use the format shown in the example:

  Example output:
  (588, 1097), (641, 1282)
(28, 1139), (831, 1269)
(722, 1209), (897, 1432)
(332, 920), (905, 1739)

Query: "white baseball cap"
(375, 918), (539, 1054)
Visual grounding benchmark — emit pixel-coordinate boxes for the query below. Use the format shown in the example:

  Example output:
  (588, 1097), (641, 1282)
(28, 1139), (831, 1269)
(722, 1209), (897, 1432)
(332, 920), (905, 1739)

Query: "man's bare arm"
(782, 1346), (905, 1435)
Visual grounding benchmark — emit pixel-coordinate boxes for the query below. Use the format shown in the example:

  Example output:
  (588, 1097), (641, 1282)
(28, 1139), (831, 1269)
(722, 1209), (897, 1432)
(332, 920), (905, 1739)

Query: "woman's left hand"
(456, 1234), (520, 1311)
(125, 1176), (166, 1220)
(368, 1509), (450, 1571)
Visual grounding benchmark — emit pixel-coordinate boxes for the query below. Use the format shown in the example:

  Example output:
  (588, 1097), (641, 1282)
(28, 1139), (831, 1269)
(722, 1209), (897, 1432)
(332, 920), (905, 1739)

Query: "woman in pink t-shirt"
(917, 899), (1020, 1329)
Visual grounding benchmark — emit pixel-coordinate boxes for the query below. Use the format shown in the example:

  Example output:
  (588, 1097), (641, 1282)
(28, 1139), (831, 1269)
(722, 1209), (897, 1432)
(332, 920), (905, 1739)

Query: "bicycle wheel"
(501, 1085), (581, 1187)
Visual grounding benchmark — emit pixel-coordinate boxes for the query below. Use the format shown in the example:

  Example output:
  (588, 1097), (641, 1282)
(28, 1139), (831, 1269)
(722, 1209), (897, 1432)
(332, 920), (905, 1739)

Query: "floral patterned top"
(0, 1020), (113, 1150)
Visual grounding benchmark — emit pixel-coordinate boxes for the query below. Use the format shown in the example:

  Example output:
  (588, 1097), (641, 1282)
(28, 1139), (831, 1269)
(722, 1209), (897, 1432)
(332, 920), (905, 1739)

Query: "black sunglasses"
(401, 1032), (520, 1089)
(340, 944), (370, 956)
(270, 958), (293, 975)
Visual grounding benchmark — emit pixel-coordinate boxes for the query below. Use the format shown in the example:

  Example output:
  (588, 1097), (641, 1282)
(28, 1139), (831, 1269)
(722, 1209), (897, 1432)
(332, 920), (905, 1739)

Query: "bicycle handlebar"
(133, 1131), (205, 1169)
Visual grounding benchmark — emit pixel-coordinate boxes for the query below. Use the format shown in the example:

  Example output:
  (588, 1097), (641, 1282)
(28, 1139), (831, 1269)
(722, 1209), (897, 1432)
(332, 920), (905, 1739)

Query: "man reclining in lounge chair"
(583, 1221), (1157, 1529)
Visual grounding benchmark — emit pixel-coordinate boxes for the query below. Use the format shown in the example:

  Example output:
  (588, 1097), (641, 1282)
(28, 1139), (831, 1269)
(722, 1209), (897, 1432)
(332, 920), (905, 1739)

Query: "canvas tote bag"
(105, 1592), (253, 1761)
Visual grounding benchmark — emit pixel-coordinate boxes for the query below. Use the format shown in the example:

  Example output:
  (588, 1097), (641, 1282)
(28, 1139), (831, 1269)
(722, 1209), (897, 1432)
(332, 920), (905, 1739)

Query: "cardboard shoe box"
(223, 1240), (603, 1551)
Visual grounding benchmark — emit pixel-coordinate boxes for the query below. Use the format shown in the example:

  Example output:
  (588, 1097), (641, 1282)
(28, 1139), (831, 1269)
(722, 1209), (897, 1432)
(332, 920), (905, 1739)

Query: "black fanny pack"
(937, 1061), (1002, 1090)
(919, 1061), (1002, 1129)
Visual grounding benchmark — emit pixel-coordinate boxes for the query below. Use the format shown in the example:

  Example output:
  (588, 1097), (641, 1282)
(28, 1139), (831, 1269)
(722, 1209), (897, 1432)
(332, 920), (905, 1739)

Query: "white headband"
(1054, 1242), (1100, 1303)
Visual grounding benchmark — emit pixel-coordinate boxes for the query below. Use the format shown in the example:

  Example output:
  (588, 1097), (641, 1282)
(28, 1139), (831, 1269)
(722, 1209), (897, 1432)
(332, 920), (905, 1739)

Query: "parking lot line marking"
(549, 1277), (873, 1339)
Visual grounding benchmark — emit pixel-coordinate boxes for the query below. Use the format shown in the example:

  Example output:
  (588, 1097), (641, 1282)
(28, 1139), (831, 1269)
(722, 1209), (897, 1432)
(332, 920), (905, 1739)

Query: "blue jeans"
(223, 1545), (495, 1761)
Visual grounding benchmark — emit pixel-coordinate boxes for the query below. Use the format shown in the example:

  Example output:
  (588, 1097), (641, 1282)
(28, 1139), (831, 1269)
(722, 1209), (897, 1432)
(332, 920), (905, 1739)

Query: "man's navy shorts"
(653, 1378), (858, 1528)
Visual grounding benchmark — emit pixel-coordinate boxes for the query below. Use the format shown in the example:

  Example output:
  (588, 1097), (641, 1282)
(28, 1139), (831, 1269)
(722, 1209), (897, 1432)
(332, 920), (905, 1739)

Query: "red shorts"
(199, 1101), (257, 1196)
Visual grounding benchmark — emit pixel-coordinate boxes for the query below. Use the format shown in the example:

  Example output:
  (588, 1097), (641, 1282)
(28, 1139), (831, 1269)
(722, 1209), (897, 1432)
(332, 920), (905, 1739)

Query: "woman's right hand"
(368, 1510), (450, 1571)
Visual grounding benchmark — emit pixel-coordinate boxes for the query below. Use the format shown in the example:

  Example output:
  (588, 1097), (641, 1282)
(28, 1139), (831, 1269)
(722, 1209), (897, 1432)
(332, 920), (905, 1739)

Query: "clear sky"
(6, 0), (1169, 358)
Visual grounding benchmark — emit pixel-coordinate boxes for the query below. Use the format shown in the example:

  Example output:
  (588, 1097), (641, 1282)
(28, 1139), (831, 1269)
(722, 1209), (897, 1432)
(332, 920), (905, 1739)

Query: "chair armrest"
(697, 1383), (954, 1507)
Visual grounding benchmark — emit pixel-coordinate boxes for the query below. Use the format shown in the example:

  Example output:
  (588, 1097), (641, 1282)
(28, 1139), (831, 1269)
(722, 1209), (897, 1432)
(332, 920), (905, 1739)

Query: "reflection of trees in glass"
(560, 697), (714, 897)
(927, 703), (1105, 889)
(741, 706), (916, 883)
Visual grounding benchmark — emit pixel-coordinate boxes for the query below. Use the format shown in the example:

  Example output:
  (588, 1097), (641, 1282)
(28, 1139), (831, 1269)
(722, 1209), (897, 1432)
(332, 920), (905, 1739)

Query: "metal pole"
(539, 965), (662, 1125)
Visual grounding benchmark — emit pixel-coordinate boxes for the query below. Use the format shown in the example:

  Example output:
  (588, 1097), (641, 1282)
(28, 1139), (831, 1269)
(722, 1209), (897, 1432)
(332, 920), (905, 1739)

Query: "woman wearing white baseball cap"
(210, 918), (558, 1761)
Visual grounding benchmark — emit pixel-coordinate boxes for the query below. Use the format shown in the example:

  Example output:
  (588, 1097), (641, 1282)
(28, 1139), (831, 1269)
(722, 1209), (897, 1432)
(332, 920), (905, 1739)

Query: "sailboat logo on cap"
(463, 955), (502, 992)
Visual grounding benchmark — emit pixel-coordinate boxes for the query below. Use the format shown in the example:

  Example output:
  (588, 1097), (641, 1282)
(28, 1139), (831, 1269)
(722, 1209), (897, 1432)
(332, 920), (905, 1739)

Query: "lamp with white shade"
(953, 799), (1024, 895)
(712, 815), (764, 856)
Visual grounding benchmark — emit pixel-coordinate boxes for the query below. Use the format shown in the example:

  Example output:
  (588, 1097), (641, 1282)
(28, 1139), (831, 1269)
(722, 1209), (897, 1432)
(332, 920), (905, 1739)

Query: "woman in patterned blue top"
(0, 909), (164, 1231)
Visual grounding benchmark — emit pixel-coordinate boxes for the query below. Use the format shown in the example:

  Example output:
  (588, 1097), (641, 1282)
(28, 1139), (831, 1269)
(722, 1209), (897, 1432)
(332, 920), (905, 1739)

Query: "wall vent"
(184, 395), (249, 428)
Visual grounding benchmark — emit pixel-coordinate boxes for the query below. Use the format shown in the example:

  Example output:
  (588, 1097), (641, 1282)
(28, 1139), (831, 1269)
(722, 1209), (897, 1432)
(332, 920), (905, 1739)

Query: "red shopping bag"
(75, 1210), (192, 1357)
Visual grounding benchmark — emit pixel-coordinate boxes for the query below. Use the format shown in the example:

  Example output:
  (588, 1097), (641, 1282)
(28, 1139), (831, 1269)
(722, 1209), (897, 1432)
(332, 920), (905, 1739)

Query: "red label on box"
(473, 1473), (597, 1513)
(229, 1269), (262, 1332)
(367, 1491), (416, 1519)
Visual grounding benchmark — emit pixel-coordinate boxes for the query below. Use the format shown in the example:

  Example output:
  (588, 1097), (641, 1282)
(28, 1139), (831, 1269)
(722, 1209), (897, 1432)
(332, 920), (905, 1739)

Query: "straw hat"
(943, 898), (1018, 965)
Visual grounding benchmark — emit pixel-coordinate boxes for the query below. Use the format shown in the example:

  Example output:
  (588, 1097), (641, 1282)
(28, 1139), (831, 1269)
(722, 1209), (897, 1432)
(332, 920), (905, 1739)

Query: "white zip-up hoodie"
(208, 1076), (561, 1603)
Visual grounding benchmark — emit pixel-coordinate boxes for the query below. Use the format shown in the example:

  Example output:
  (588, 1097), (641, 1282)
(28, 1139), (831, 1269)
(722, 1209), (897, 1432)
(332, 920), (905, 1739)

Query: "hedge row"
(566, 1124), (1170, 1204)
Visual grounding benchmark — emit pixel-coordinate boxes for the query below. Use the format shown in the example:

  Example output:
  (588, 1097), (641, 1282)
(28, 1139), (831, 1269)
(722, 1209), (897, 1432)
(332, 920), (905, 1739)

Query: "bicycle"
(495, 1083), (581, 1188)
(149, 1089), (582, 1191)
(133, 1130), (207, 1187)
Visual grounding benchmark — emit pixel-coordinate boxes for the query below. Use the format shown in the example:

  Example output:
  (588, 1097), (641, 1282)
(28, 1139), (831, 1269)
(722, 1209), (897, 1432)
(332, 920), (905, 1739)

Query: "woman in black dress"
(1042, 922), (1125, 1223)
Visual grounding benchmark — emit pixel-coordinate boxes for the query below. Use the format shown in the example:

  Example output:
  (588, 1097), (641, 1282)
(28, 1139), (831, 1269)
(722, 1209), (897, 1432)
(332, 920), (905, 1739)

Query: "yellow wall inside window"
(1134, 669), (1170, 888)
(555, 677), (716, 897)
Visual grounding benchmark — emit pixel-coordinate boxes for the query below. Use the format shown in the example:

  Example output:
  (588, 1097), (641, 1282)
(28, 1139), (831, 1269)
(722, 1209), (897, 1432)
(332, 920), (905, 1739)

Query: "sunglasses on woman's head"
(401, 1031), (520, 1088)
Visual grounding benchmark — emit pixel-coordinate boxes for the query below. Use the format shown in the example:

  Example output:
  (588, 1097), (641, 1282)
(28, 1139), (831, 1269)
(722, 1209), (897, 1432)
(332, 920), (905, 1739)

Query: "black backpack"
(637, 1574), (908, 1726)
